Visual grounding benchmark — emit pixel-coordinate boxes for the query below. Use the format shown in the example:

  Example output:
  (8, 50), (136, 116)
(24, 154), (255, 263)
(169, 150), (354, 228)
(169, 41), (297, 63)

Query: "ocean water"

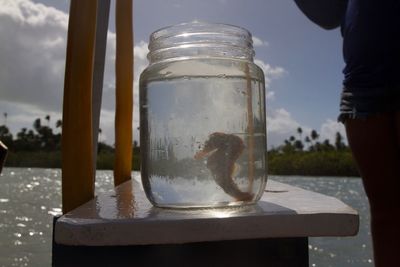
(273, 175), (373, 267)
(0, 168), (373, 266)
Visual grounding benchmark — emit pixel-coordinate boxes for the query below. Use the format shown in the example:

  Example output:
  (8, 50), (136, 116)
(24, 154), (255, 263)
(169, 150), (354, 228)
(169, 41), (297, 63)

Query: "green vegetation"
(0, 114), (359, 176)
(0, 115), (141, 171)
(268, 127), (359, 176)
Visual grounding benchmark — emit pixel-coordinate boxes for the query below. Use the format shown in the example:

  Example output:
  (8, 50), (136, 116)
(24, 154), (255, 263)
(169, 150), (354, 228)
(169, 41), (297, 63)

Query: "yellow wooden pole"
(62, 0), (98, 214)
(114, 0), (134, 186)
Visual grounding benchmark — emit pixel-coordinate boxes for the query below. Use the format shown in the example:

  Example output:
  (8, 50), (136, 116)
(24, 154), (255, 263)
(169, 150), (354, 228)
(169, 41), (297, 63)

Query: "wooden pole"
(62, 0), (98, 214)
(92, 0), (110, 172)
(114, 0), (134, 186)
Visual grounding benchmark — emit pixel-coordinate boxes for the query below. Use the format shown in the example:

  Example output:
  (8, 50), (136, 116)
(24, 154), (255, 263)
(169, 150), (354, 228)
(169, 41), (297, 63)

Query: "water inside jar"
(140, 70), (266, 208)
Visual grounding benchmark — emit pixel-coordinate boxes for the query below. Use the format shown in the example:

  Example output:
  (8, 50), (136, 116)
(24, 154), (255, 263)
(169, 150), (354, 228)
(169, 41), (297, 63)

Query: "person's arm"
(0, 141), (7, 174)
(294, 0), (348, 30)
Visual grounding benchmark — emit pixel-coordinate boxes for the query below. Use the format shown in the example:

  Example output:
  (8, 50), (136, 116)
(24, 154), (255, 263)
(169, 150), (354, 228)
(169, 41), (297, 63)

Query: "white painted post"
(92, 0), (111, 173)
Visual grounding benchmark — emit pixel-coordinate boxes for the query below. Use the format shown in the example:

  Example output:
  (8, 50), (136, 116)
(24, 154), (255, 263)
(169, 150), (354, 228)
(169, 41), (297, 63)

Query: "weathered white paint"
(55, 176), (359, 246)
(92, 0), (110, 173)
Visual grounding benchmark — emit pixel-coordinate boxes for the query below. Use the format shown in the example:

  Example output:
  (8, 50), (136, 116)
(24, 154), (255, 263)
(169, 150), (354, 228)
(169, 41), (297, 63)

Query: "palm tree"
(33, 118), (41, 133)
(308, 130), (319, 151)
(297, 127), (303, 141)
(45, 115), (50, 127)
(282, 139), (294, 154)
(310, 130), (319, 143)
(304, 136), (311, 147)
(98, 128), (102, 142)
(294, 140), (304, 151)
(3, 112), (7, 126)
(322, 139), (334, 151)
(56, 119), (62, 129)
(335, 132), (345, 150)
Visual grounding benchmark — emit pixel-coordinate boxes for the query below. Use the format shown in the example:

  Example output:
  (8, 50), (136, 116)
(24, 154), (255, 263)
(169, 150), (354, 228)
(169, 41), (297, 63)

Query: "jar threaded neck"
(147, 21), (255, 65)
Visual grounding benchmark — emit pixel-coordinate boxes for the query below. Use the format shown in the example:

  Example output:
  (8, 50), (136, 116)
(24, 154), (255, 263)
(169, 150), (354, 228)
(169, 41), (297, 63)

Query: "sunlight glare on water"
(0, 168), (373, 266)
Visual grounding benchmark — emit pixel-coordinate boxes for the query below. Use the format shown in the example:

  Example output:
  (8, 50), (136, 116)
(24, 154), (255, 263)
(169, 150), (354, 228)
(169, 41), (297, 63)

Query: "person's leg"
(345, 112), (400, 266)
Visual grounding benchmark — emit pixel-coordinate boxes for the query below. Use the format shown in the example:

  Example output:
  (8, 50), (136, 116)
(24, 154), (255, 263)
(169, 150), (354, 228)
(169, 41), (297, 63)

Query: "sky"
(0, 0), (347, 148)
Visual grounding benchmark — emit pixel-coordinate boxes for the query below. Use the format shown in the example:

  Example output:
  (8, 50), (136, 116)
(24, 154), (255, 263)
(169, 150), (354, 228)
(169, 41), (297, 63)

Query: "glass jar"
(139, 21), (267, 208)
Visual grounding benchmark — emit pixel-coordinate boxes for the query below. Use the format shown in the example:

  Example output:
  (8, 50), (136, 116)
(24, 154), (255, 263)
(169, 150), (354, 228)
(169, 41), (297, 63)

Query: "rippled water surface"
(271, 175), (373, 267)
(0, 168), (372, 266)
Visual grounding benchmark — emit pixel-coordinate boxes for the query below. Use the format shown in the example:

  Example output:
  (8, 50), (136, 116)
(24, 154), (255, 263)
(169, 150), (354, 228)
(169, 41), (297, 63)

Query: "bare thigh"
(345, 112), (400, 211)
(396, 111), (400, 148)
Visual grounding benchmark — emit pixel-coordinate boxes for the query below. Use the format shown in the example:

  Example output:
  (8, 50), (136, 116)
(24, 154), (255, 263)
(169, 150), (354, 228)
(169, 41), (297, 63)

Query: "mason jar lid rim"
(149, 21), (253, 44)
(147, 21), (255, 65)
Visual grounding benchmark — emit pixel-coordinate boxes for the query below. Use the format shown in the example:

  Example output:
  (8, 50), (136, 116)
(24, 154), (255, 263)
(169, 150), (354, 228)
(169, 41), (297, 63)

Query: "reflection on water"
(271, 175), (373, 266)
(0, 168), (114, 267)
(0, 169), (372, 266)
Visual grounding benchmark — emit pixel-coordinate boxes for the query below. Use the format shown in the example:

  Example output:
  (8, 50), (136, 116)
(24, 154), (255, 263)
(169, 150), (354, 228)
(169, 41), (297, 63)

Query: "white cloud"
(266, 108), (311, 148)
(252, 36), (268, 47)
(254, 59), (285, 85)
(0, 0), (68, 112)
(320, 118), (347, 145)
(0, 0), (306, 151)
(0, 100), (62, 135)
(266, 109), (347, 148)
(134, 40), (149, 61)
(266, 90), (275, 101)
(99, 40), (149, 144)
(97, 109), (115, 144)
(254, 58), (285, 103)
(0, 0), (149, 144)
(267, 108), (299, 133)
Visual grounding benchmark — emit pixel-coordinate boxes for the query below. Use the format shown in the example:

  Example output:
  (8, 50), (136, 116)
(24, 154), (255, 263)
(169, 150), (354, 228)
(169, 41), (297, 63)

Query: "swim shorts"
(338, 85), (400, 122)
(339, 0), (400, 122)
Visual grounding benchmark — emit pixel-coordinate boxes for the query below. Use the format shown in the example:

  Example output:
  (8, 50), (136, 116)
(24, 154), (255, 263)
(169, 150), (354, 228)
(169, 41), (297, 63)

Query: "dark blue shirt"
(342, 0), (400, 88)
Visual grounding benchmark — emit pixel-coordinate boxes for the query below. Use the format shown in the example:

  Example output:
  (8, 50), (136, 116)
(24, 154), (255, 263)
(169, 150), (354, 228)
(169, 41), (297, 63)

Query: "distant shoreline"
(1, 121), (358, 177)
(4, 150), (359, 177)
(268, 150), (359, 177)
(4, 151), (141, 171)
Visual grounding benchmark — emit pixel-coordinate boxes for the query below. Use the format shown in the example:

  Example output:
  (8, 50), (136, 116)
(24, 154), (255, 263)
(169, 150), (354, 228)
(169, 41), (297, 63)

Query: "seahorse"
(194, 132), (253, 201)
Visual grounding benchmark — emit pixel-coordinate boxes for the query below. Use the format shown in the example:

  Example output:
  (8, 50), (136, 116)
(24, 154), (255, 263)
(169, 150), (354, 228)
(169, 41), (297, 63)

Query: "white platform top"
(55, 176), (359, 246)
